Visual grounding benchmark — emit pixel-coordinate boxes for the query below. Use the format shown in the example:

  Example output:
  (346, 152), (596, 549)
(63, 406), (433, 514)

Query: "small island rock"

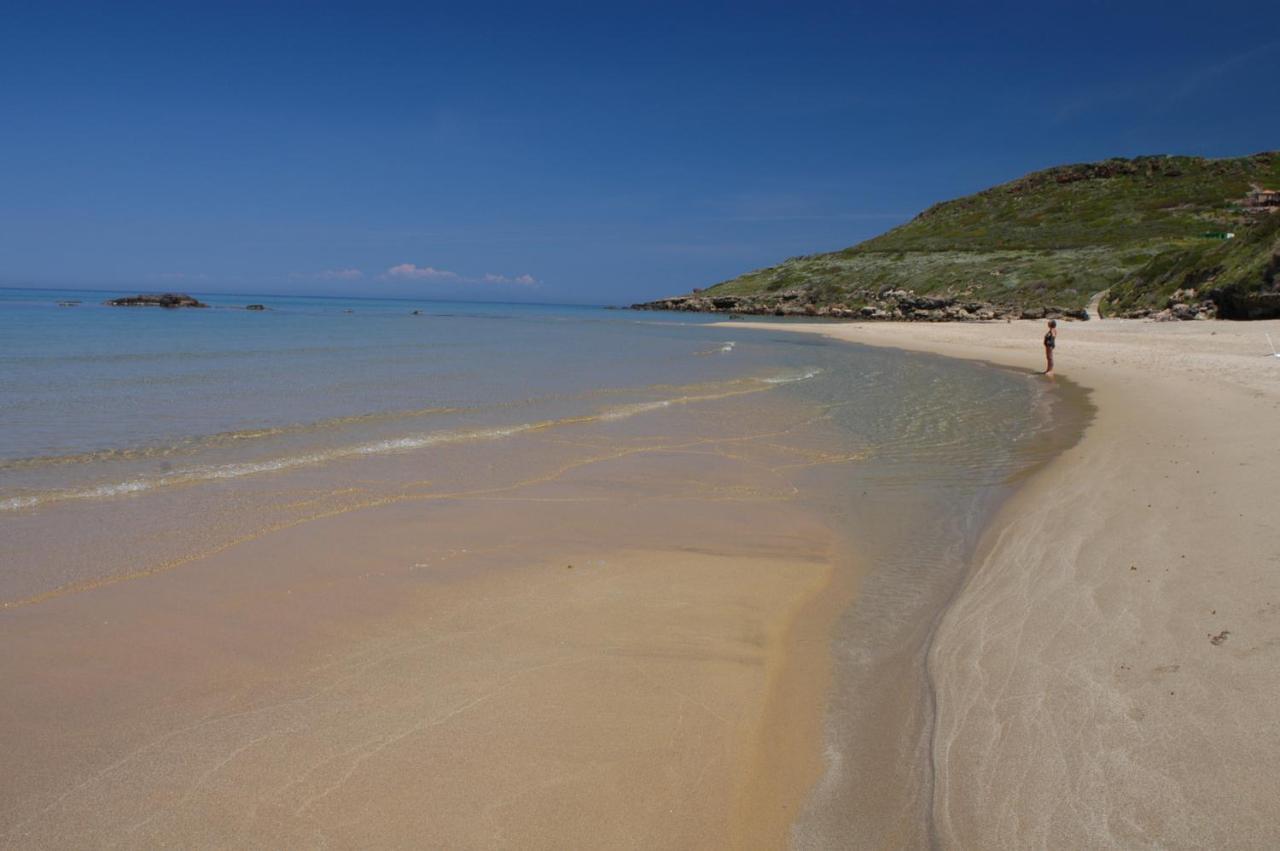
(105, 293), (209, 309)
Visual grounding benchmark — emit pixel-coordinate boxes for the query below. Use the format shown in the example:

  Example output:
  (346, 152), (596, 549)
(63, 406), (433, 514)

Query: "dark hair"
(1048, 319), (1057, 327)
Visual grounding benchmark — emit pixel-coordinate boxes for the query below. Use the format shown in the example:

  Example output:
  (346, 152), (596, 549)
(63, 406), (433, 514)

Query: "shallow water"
(1, 287), (1082, 843)
(2, 289), (1049, 595)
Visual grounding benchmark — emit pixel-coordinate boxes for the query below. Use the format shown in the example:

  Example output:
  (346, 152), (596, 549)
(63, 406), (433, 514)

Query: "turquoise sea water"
(1, 288), (815, 506)
(1, 285), (1085, 840)
(1, 286), (1066, 588)
(1, 288), (739, 461)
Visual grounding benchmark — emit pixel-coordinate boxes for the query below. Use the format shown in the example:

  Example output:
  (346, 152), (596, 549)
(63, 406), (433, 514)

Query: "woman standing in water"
(1043, 319), (1057, 375)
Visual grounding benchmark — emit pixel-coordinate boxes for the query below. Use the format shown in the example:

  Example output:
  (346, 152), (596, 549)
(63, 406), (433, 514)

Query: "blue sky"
(2, 1), (1278, 303)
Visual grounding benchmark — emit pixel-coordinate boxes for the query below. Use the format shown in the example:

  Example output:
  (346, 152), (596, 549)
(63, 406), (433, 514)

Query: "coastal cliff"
(635, 152), (1280, 320)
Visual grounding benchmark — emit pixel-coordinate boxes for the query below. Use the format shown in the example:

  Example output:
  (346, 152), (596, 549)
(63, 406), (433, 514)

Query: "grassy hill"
(636, 152), (1280, 319)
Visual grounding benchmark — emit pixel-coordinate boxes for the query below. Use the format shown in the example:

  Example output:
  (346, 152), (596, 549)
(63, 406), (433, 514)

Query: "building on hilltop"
(1244, 186), (1280, 209)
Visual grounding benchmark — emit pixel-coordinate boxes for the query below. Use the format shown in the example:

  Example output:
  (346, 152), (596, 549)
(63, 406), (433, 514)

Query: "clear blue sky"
(2, 1), (1278, 303)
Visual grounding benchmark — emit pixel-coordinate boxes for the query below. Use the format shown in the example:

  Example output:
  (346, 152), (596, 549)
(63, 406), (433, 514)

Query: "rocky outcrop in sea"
(105, 293), (209, 308)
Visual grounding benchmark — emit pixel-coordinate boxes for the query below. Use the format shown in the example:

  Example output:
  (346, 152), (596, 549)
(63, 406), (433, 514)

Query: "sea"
(0, 285), (1087, 840)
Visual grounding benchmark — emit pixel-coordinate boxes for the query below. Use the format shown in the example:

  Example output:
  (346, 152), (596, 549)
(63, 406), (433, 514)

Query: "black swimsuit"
(1044, 331), (1056, 348)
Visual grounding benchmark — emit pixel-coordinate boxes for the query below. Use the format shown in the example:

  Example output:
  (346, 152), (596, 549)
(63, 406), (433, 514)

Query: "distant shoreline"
(0, 284), (613, 311)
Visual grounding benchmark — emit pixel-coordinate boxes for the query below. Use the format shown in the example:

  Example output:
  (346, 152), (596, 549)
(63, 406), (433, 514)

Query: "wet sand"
(724, 318), (1280, 848)
(2, 417), (849, 848)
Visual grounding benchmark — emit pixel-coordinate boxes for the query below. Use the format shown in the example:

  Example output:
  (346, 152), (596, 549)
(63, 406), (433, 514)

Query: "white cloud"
(318, 267), (364, 281)
(291, 267), (364, 281)
(386, 263), (459, 280)
(482, 272), (538, 286)
(384, 264), (538, 287)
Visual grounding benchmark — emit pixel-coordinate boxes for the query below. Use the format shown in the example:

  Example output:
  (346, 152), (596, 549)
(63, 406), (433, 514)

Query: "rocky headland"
(634, 289), (1091, 321)
(635, 152), (1280, 322)
(634, 285), (1232, 322)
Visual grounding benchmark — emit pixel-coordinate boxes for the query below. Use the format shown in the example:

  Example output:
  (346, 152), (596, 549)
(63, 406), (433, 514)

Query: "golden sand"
(723, 317), (1280, 848)
(2, 431), (846, 848)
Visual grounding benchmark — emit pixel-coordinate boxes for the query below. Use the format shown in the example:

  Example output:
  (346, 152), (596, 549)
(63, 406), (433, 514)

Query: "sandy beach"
(2, 386), (853, 849)
(6, 0), (1280, 845)
(6, 309), (1276, 849)
(722, 317), (1280, 848)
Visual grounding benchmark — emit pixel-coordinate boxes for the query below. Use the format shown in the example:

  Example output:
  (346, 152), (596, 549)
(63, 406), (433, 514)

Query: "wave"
(695, 341), (736, 356)
(0, 369), (821, 512)
(0, 405), (464, 471)
(763, 367), (822, 383)
(3, 368), (823, 473)
(0, 423), (541, 512)
(597, 399), (673, 421)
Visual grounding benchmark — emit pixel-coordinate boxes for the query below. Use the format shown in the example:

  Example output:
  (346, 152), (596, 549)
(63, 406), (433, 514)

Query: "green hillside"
(636, 152), (1280, 319)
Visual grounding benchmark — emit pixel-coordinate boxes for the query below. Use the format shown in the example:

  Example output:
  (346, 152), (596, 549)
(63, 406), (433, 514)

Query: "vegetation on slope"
(648, 152), (1280, 319)
(1108, 207), (1280, 318)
